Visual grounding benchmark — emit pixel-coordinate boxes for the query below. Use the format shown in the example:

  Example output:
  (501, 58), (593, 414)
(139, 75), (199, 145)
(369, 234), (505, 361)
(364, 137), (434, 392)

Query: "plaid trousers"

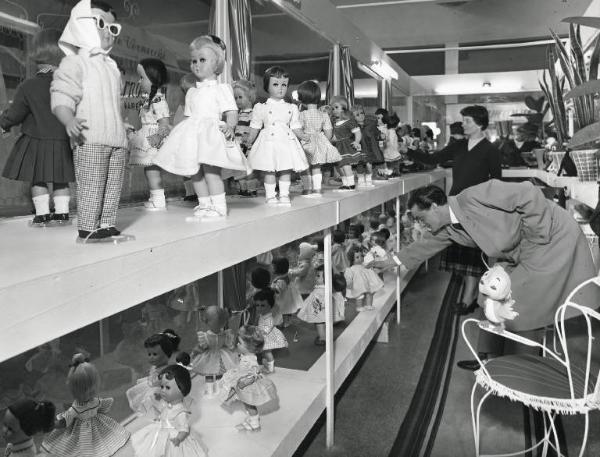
(74, 144), (127, 231)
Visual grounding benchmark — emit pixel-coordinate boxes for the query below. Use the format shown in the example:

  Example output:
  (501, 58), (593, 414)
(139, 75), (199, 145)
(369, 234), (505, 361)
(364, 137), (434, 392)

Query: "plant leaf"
(568, 120), (600, 148)
(565, 80), (600, 99)
(562, 16), (600, 29)
(589, 34), (600, 81)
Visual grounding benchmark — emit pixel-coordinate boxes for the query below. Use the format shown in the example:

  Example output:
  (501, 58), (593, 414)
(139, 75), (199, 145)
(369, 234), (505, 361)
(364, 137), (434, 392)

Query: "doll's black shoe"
(314, 337), (326, 346)
(183, 195), (197, 202)
(457, 354), (488, 371)
(78, 229), (110, 240)
(51, 213), (70, 222)
(32, 214), (52, 225)
(105, 226), (121, 236)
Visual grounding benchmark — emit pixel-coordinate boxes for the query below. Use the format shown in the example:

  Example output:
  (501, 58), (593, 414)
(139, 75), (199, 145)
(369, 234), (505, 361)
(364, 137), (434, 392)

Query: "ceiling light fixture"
(370, 60), (398, 80)
(357, 62), (383, 80)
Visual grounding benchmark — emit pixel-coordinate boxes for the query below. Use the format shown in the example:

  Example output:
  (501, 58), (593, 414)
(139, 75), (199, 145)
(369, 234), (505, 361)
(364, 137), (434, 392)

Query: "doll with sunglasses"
(131, 365), (207, 457)
(51, 0), (129, 242)
(2, 399), (55, 456)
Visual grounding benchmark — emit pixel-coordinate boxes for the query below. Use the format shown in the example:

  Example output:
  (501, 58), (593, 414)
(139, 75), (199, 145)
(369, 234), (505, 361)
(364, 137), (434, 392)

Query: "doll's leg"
(183, 177), (196, 200)
(311, 165), (322, 193)
(203, 165), (227, 217)
(364, 292), (375, 310)
(355, 295), (365, 312)
(31, 182), (51, 223)
(300, 169), (312, 194)
(278, 170), (292, 205)
(74, 144), (110, 233)
(315, 323), (326, 345)
(143, 165), (166, 210)
(236, 403), (260, 431)
(365, 162), (374, 186)
(51, 182), (71, 221)
(341, 164), (355, 188)
(99, 147), (127, 231)
(246, 172), (258, 195)
(355, 162), (367, 187)
(262, 350), (274, 373)
(263, 171), (277, 203)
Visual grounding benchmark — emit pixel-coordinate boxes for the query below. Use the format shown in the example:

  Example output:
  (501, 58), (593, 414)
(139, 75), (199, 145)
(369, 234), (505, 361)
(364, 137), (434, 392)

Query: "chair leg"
(578, 412), (589, 457)
(547, 412), (564, 457)
(471, 383), (492, 457)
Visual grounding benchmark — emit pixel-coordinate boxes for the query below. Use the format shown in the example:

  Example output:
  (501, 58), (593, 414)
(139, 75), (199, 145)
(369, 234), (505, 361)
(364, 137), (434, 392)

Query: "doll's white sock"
(32, 194), (50, 215)
(341, 176), (351, 187)
(53, 195), (70, 214)
(357, 174), (366, 186)
(365, 172), (373, 185)
(264, 183), (277, 199)
(197, 195), (211, 209)
(300, 173), (312, 191)
(247, 414), (260, 428)
(183, 179), (195, 196)
(278, 180), (291, 197)
(312, 173), (322, 191)
(210, 192), (227, 211)
(150, 188), (165, 202)
(264, 360), (275, 373)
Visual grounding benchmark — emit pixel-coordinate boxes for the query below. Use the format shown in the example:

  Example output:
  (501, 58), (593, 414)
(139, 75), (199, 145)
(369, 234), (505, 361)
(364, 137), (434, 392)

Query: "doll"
(125, 331), (179, 417)
(344, 246), (384, 312)
(2, 398), (55, 457)
(289, 242), (317, 299)
(297, 266), (347, 346)
(190, 306), (238, 394)
(479, 265), (519, 328)
(41, 354), (130, 457)
(253, 288), (288, 373)
(1, 29), (74, 227)
(218, 325), (278, 432)
(51, 0), (130, 242)
(364, 231), (390, 265)
(352, 105), (385, 186)
(168, 281), (201, 328)
(383, 112), (402, 178)
(141, 296), (171, 335)
(131, 365), (207, 457)
(233, 79), (259, 197)
(128, 58), (171, 211)
(246, 66), (309, 206)
(332, 229), (350, 274)
(153, 35), (250, 219)
(330, 95), (363, 191)
(271, 257), (303, 328)
(297, 80), (341, 196)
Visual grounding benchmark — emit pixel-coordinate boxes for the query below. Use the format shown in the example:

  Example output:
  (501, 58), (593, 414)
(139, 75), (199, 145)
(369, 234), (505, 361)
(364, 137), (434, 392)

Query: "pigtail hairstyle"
(237, 325), (265, 354)
(67, 353), (100, 403)
(159, 364), (192, 396)
(8, 399), (56, 436)
(175, 351), (191, 367)
(139, 58), (168, 107)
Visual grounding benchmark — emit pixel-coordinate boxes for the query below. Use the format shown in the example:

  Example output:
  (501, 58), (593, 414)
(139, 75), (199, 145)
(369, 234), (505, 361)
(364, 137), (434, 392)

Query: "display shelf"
(0, 172), (443, 363)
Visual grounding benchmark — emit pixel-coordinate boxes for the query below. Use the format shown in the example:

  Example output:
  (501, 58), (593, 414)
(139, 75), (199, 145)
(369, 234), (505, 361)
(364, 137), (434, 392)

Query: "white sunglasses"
(80, 15), (122, 37)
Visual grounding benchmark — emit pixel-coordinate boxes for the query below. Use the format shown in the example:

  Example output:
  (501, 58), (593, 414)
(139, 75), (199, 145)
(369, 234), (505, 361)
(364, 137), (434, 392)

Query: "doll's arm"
(323, 128), (333, 141)
(147, 117), (171, 147)
(260, 314), (274, 333)
(170, 411), (191, 446)
(289, 261), (309, 279)
(51, 56), (87, 144)
(224, 329), (236, 350)
(246, 127), (260, 147)
(352, 129), (362, 149)
(56, 406), (77, 428)
(293, 127), (309, 142)
(0, 85), (29, 131)
(221, 110), (238, 140)
(343, 268), (353, 289)
(97, 397), (114, 414)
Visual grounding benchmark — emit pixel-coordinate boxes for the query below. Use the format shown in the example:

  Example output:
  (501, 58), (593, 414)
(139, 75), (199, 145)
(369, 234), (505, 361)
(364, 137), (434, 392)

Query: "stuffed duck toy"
(479, 265), (519, 328)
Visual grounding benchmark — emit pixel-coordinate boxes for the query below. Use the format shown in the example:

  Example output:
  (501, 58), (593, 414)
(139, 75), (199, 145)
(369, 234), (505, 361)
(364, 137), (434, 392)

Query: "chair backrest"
(554, 275), (600, 401)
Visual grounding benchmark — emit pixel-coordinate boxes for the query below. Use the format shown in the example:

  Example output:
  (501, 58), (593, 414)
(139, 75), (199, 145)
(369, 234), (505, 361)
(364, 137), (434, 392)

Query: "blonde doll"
(289, 242), (317, 299)
(128, 58), (171, 210)
(246, 66), (309, 206)
(41, 354), (130, 457)
(218, 326), (278, 432)
(153, 35), (250, 219)
(233, 79), (259, 197)
(297, 80), (341, 196)
(253, 288), (288, 373)
(131, 365), (207, 457)
(330, 95), (363, 191)
(344, 246), (384, 312)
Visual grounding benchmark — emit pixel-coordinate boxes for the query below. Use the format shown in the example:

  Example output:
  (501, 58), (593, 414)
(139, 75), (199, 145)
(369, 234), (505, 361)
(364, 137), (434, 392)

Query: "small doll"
(128, 58), (171, 211)
(289, 242), (317, 299)
(190, 306), (238, 394)
(297, 266), (347, 346)
(126, 330), (180, 417)
(218, 325), (278, 432)
(352, 105), (385, 187)
(41, 354), (130, 457)
(344, 246), (384, 312)
(297, 80), (341, 196)
(153, 35), (250, 219)
(479, 265), (519, 328)
(131, 365), (207, 457)
(168, 282), (201, 328)
(330, 95), (363, 190)
(331, 229), (349, 274)
(383, 112), (402, 178)
(344, 223), (364, 253)
(271, 257), (303, 328)
(249, 266), (281, 325)
(1, 29), (73, 227)
(3, 398), (55, 457)
(175, 73), (200, 202)
(232, 79), (259, 197)
(364, 231), (389, 265)
(51, 0), (129, 241)
(253, 288), (288, 373)
(141, 295), (170, 335)
(246, 66), (309, 206)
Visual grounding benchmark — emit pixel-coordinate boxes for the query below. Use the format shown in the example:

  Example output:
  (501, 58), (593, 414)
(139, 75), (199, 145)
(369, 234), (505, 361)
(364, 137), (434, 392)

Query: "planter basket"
(548, 151), (566, 174)
(571, 149), (599, 181)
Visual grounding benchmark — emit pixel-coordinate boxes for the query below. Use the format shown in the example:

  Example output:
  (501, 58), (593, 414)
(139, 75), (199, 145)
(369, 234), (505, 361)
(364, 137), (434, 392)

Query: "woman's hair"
(139, 58), (168, 105)
(272, 257), (290, 275)
(31, 29), (64, 66)
(238, 325), (265, 354)
(67, 354), (99, 402)
(175, 351), (191, 367)
(91, 0), (117, 18)
(460, 105), (489, 130)
(190, 36), (226, 75)
(371, 231), (386, 247)
(407, 185), (447, 210)
(346, 245), (363, 264)
(332, 229), (346, 244)
(232, 79), (257, 105)
(253, 288), (275, 308)
(297, 80), (321, 105)
(263, 66), (289, 92)
(144, 332), (176, 357)
(332, 272), (347, 294)
(8, 399), (55, 436)
(330, 95), (350, 119)
(251, 267), (271, 289)
(159, 364), (191, 396)
(179, 73), (197, 94)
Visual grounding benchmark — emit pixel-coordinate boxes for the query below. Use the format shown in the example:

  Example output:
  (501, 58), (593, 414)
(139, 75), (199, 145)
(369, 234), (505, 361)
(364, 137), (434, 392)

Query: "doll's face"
(352, 110), (365, 125)
(137, 64), (152, 94)
(236, 338), (251, 355)
(353, 251), (364, 265)
(2, 409), (27, 445)
(386, 217), (395, 228)
(332, 102), (345, 118)
(254, 299), (271, 316)
(376, 113), (384, 126)
(479, 266), (511, 300)
(190, 47), (218, 81)
(146, 345), (168, 367)
(234, 87), (253, 110)
(267, 76), (289, 100)
(159, 374), (183, 404)
(91, 8), (119, 51)
(315, 270), (325, 285)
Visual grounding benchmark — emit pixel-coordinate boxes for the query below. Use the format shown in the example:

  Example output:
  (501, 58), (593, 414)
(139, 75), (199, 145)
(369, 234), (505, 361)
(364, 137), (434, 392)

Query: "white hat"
(58, 0), (102, 56)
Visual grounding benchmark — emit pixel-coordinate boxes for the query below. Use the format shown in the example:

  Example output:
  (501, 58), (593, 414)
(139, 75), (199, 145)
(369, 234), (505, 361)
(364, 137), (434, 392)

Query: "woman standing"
(406, 106), (501, 314)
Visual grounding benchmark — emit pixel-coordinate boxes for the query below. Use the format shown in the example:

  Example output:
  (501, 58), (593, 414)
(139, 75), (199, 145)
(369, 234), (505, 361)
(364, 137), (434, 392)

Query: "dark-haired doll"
(271, 257), (303, 328)
(131, 365), (207, 457)
(3, 399), (55, 456)
(344, 246), (383, 312)
(253, 288), (288, 373)
(128, 58), (171, 210)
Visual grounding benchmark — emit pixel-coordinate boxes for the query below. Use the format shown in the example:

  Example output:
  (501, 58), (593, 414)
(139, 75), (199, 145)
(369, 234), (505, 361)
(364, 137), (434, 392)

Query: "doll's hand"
(170, 437), (181, 446)
(66, 118), (88, 144)
(219, 123), (235, 140)
(352, 141), (361, 151)
(153, 391), (162, 401)
(54, 418), (67, 429)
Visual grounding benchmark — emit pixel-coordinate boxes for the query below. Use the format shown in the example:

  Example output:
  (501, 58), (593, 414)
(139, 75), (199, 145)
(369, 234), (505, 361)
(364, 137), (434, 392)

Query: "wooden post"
(218, 270), (224, 308)
(324, 228), (335, 448)
(395, 196), (401, 324)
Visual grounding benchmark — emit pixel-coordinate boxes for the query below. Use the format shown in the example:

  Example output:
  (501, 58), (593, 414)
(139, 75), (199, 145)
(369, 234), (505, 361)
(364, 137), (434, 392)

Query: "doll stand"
(203, 375), (221, 398)
(76, 233), (136, 245)
(28, 220), (52, 228)
(50, 219), (73, 226)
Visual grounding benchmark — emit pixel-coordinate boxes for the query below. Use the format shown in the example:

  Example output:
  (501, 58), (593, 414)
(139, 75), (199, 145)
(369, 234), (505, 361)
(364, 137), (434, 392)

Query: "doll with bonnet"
(41, 354), (130, 457)
(2, 398), (55, 456)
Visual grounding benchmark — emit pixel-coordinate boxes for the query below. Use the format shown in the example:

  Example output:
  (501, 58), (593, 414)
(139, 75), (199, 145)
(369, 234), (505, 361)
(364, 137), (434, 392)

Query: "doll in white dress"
(253, 288), (288, 373)
(271, 257), (303, 328)
(131, 365), (207, 457)
(153, 35), (250, 219)
(218, 326), (278, 432)
(128, 58), (171, 210)
(41, 354), (130, 457)
(246, 66), (308, 206)
(3, 399), (55, 457)
(344, 246), (384, 312)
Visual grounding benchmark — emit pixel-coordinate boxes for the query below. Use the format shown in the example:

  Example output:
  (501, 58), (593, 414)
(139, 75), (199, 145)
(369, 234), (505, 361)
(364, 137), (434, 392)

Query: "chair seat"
(475, 354), (597, 414)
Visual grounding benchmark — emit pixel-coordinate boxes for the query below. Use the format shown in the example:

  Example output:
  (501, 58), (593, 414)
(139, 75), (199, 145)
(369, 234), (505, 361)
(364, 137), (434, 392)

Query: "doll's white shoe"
(185, 205), (209, 221)
(278, 195), (291, 206)
(236, 415), (261, 432)
(201, 205), (227, 219)
(143, 199), (167, 211)
(263, 360), (275, 373)
(265, 196), (279, 206)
